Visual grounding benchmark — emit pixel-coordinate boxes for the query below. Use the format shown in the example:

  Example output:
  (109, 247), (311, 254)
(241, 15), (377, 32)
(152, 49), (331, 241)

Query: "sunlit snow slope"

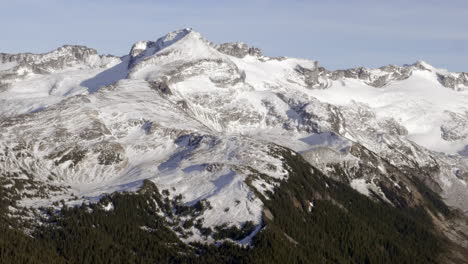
(1, 28), (468, 243)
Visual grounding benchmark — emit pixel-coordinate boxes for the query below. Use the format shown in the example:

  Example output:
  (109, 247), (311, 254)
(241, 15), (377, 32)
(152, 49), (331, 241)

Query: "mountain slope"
(1, 28), (468, 263)
(2, 149), (463, 263)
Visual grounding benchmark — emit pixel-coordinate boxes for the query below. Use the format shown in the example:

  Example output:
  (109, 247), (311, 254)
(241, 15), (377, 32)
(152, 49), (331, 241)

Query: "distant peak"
(0, 44), (97, 58)
(56, 44), (96, 52)
(129, 28), (201, 55)
(154, 28), (201, 50)
(127, 28), (208, 68)
(0, 44), (99, 68)
(159, 28), (192, 41)
(411, 60), (434, 71)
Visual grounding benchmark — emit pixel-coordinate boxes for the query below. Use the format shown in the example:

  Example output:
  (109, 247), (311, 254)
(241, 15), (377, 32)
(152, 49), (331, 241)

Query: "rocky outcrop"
(0, 45), (112, 74)
(294, 63), (331, 89)
(441, 111), (468, 141)
(127, 28), (195, 69)
(293, 60), (467, 90)
(326, 65), (413, 88)
(215, 42), (262, 58)
(148, 79), (172, 95)
(128, 40), (157, 68)
(437, 72), (468, 91)
(292, 62), (416, 89)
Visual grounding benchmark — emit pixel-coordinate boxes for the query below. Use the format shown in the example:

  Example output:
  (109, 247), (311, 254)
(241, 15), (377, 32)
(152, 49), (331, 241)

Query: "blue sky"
(1, 0), (467, 71)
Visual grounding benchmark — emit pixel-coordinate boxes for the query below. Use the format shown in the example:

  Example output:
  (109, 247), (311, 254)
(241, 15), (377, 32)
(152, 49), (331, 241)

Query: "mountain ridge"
(1, 28), (468, 263)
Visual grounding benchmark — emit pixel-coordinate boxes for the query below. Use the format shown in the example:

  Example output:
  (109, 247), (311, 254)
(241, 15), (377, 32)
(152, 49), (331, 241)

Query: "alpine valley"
(1, 28), (468, 263)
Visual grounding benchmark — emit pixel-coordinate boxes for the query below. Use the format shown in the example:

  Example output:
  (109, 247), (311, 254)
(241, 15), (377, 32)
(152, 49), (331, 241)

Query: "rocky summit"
(1, 28), (468, 263)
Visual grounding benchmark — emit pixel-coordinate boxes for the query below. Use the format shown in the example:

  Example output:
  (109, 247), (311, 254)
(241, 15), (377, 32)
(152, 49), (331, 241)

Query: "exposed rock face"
(411, 61), (433, 71)
(292, 63), (416, 89)
(127, 29), (247, 89)
(411, 61), (468, 90)
(293, 60), (468, 90)
(2, 28), (468, 252)
(127, 28), (194, 69)
(215, 42), (262, 58)
(379, 118), (408, 136)
(148, 79), (172, 95)
(0, 45), (112, 74)
(128, 40), (157, 68)
(0, 45), (96, 63)
(437, 72), (468, 91)
(0, 45), (121, 99)
(441, 111), (468, 141)
(294, 63), (330, 89)
(326, 65), (413, 87)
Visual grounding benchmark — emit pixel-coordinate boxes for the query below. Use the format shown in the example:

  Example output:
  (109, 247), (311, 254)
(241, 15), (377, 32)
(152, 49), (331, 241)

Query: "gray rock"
(0, 45), (102, 74)
(148, 79), (172, 95)
(215, 42), (262, 58)
(128, 41), (157, 68)
(437, 73), (468, 91)
(326, 64), (412, 88)
(294, 63), (331, 89)
(441, 111), (468, 141)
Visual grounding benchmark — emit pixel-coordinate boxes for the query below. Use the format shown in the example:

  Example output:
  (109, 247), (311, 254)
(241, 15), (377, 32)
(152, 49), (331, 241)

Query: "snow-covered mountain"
(1, 28), (468, 251)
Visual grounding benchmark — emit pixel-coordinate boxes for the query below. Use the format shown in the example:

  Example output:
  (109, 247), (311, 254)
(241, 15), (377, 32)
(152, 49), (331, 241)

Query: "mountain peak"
(3, 27), (468, 261)
(154, 28), (199, 51)
(127, 28), (209, 68)
(0, 44), (98, 65)
(411, 60), (435, 71)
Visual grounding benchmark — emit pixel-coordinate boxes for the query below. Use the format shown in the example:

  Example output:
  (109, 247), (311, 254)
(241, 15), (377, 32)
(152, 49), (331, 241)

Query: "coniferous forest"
(0, 149), (456, 263)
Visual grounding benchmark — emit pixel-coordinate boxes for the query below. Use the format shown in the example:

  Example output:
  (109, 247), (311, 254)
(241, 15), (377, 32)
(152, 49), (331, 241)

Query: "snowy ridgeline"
(1, 28), (468, 243)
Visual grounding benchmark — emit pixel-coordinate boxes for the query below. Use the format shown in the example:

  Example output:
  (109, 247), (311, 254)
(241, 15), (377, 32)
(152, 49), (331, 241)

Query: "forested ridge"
(0, 149), (451, 263)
